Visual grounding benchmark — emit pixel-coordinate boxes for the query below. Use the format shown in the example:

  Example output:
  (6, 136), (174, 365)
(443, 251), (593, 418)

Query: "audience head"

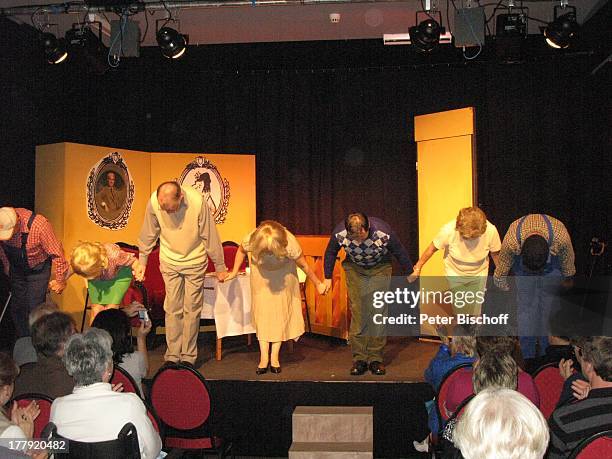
(450, 324), (477, 358)
(250, 220), (289, 261)
(520, 235), (549, 273)
(63, 328), (114, 387)
(91, 309), (134, 364)
(456, 207), (487, 239)
(453, 388), (549, 459)
(476, 335), (524, 369)
(0, 353), (19, 410)
(156, 181), (183, 213)
(28, 300), (59, 329)
(473, 353), (518, 393)
(580, 336), (612, 384)
(344, 212), (369, 242)
(32, 312), (76, 358)
(70, 241), (108, 280)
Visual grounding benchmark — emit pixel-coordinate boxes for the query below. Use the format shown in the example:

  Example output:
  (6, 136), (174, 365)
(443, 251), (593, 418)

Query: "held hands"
(215, 271), (229, 282)
(316, 282), (327, 295)
(222, 271), (239, 283)
(48, 279), (66, 294)
(407, 267), (421, 283)
(132, 262), (145, 282)
(321, 279), (332, 295)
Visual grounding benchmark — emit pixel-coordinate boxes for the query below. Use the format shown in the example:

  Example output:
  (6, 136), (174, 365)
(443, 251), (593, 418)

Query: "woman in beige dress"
(226, 221), (326, 374)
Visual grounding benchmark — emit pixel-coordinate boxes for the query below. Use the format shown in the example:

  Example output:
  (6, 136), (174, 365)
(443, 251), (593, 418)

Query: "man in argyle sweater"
(323, 213), (413, 376)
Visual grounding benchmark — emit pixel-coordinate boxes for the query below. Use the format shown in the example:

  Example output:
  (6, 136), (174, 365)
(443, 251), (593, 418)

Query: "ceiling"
(1, 0), (606, 48)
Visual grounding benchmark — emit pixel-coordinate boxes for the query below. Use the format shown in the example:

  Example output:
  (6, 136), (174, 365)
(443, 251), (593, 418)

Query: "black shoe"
(256, 366), (268, 375)
(180, 361), (195, 369)
(270, 366), (282, 374)
(161, 360), (178, 369)
(350, 360), (368, 376)
(369, 361), (386, 375)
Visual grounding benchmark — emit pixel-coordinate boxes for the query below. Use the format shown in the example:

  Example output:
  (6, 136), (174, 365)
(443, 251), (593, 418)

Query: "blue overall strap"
(20, 212), (36, 263)
(516, 215), (528, 245)
(541, 214), (554, 246)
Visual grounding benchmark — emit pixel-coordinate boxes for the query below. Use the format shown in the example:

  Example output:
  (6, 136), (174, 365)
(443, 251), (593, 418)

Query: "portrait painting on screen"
(179, 155), (230, 224)
(86, 152), (135, 229)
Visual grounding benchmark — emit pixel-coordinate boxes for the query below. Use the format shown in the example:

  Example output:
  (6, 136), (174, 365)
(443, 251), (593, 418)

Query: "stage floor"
(147, 333), (438, 382)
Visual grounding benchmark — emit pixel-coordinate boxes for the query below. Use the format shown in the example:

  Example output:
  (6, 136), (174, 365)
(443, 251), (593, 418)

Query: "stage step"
(288, 441), (373, 458)
(292, 406), (373, 443)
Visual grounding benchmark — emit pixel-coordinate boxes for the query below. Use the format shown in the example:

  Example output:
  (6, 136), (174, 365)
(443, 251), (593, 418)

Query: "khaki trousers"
(159, 261), (206, 364)
(343, 260), (392, 363)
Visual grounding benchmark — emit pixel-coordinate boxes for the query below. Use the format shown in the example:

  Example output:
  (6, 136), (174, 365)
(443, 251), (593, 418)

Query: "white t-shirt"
(433, 220), (501, 276)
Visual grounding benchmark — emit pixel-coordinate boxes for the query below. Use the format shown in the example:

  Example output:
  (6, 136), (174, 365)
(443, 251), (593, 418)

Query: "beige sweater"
(138, 186), (226, 270)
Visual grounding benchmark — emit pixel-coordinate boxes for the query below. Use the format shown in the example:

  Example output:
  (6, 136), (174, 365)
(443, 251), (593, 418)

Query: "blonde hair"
(70, 241), (108, 279)
(451, 335), (477, 358)
(454, 388), (549, 459)
(456, 207), (487, 239)
(249, 220), (289, 261)
(472, 352), (518, 393)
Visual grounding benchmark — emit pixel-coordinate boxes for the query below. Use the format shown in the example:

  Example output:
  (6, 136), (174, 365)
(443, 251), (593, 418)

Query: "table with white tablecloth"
(200, 273), (256, 340)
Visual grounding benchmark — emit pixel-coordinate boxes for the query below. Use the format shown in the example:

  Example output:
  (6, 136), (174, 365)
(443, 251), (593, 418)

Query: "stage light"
(409, 18), (443, 53)
(544, 5), (579, 49)
(41, 32), (68, 64)
(156, 27), (188, 59)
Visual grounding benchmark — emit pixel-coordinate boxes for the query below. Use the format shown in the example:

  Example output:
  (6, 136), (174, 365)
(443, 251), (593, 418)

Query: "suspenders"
(516, 214), (554, 248)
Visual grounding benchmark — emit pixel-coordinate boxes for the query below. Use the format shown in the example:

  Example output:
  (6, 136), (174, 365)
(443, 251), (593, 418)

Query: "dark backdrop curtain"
(1, 19), (610, 274)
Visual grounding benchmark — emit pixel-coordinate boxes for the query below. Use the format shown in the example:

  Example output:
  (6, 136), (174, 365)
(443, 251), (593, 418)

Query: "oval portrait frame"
(179, 156), (230, 224)
(86, 152), (135, 230)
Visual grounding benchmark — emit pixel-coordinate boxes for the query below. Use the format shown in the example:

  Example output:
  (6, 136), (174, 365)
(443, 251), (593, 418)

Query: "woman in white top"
(409, 207), (501, 315)
(0, 353), (41, 448)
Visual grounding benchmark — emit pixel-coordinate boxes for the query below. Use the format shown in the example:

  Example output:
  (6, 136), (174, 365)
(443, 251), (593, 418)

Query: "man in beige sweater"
(138, 181), (227, 366)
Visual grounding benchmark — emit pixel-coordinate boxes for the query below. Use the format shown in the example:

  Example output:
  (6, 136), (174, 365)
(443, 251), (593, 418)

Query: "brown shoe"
(350, 360), (368, 376)
(369, 361), (386, 375)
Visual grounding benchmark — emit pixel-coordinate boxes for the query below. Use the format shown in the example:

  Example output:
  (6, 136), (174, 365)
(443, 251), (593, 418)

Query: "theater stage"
(147, 334), (436, 458)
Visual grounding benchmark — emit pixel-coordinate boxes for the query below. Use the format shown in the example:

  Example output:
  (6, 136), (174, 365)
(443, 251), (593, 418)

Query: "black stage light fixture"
(409, 15), (443, 53)
(156, 26), (188, 59)
(41, 32), (68, 64)
(544, 5), (579, 49)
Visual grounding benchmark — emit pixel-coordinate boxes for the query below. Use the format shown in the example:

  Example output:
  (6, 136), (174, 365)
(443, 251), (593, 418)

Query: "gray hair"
(63, 328), (113, 387)
(454, 388), (549, 459)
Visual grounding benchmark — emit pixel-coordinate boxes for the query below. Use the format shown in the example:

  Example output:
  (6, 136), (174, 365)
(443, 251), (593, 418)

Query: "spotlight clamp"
(544, 4), (579, 49)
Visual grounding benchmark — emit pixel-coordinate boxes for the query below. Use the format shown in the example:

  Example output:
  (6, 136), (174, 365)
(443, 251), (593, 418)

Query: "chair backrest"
(111, 365), (141, 398)
(569, 429), (612, 459)
(533, 362), (565, 419)
(42, 421), (141, 459)
(12, 393), (54, 438)
(149, 363), (212, 432)
(436, 363), (473, 426)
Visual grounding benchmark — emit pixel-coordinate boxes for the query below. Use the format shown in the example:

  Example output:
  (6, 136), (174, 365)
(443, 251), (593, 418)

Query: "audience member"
(13, 312), (75, 399)
(50, 328), (162, 459)
(555, 336), (588, 408)
(445, 336), (539, 414)
(548, 336), (612, 458)
(453, 388), (549, 459)
(12, 300), (58, 367)
(0, 353), (46, 459)
(91, 309), (151, 396)
(525, 335), (575, 375)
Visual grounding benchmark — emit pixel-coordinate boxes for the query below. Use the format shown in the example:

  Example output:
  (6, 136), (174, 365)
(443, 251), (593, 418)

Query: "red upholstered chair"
(148, 363), (232, 457)
(569, 430), (612, 459)
(111, 365), (141, 398)
(11, 393), (54, 438)
(436, 363), (473, 432)
(533, 362), (565, 419)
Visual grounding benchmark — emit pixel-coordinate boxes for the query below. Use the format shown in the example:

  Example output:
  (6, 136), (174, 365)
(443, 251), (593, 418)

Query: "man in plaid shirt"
(493, 214), (575, 359)
(0, 207), (69, 337)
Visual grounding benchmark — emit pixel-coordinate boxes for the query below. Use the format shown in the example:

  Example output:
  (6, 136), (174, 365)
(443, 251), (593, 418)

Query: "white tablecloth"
(200, 273), (256, 339)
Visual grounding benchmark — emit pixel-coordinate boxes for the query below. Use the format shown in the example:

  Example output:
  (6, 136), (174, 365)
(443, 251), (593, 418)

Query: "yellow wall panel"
(149, 153), (256, 244)
(414, 107), (474, 142)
